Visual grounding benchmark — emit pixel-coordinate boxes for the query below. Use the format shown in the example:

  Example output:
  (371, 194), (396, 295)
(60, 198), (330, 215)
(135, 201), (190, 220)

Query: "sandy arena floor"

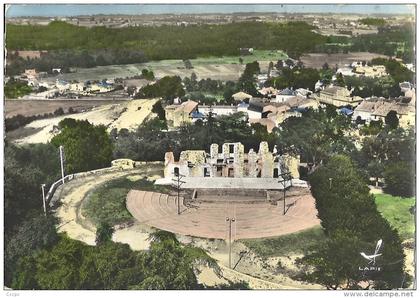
(126, 189), (320, 240)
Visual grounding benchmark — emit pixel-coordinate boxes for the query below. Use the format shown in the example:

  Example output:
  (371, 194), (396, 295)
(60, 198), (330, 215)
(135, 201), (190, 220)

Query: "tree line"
(297, 155), (407, 289)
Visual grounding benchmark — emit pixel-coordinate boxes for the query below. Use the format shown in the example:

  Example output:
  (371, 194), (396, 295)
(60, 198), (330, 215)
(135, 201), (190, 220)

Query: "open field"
(40, 51), (286, 83)
(5, 99), (128, 118)
(13, 98), (158, 144)
(192, 50), (288, 64)
(300, 52), (388, 69)
(375, 194), (415, 240)
(44, 60), (245, 82)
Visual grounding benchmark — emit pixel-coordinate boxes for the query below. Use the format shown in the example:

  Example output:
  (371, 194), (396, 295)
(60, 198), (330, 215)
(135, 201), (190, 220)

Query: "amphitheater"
(126, 187), (320, 240)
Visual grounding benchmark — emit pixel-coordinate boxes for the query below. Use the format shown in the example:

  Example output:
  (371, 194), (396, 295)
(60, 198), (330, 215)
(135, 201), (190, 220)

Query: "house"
(336, 66), (355, 77)
(247, 100), (265, 119)
(197, 105), (238, 117)
(232, 91), (252, 102)
(258, 87), (277, 98)
(354, 64), (387, 78)
(69, 82), (87, 92)
(89, 81), (114, 93)
(352, 97), (415, 128)
(273, 88), (296, 103)
(249, 118), (277, 133)
(317, 86), (362, 107)
(56, 79), (70, 91)
(165, 100), (199, 128)
(23, 69), (38, 80)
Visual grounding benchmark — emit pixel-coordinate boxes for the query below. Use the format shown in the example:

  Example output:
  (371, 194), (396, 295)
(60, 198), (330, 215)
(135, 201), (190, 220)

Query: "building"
(198, 105), (237, 117)
(274, 88), (296, 103)
(353, 64), (387, 78)
(232, 91), (252, 102)
(23, 69), (39, 80)
(317, 86), (363, 107)
(353, 97), (415, 128)
(247, 100), (265, 119)
(164, 141), (300, 180)
(165, 100), (199, 128)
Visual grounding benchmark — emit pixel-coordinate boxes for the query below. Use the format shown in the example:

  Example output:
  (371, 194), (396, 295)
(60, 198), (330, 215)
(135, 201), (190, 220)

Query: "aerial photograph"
(2, 2), (416, 295)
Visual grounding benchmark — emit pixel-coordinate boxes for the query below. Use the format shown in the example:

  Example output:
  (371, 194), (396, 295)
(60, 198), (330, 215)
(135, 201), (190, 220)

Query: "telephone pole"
(278, 171), (291, 215)
(41, 184), (47, 216)
(172, 172), (185, 215)
(59, 145), (65, 184)
(226, 217), (236, 269)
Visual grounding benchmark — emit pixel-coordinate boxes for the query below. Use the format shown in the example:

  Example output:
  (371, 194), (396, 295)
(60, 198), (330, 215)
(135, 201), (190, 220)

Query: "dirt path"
(54, 167), (156, 247)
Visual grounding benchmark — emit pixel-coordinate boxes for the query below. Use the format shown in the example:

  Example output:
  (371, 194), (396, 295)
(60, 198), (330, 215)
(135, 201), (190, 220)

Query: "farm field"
(40, 50), (287, 83)
(5, 99), (128, 118)
(300, 52), (388, 69)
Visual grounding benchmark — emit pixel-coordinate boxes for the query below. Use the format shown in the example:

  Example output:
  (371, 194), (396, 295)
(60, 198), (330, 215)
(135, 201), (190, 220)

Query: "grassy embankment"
(240, 227), (326, 258)
(374, 194), (415, 240)
(82, 176), (170, 226)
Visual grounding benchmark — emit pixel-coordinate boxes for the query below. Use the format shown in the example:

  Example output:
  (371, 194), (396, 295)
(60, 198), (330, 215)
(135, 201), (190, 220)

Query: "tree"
(335, 72), (346, 87)
(136, 76), (185, 102)
(151, 100), (166, 121)
(5, 214), (58, 286)
(95, 222), (115, 245)
(183, 59), (193, 69)
(383, 162), (415, 197)
(4, 143), (61, 233)
(301, 155), (406, 289)
(51, 119), (113, 173)
(385, 111), (399, 129)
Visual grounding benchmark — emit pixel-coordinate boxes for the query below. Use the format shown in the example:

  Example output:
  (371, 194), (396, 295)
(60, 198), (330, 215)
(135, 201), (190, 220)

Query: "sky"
(5, 4), (416, 17)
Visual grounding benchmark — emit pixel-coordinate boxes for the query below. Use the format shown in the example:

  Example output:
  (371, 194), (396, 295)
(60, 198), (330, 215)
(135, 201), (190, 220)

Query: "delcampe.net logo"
(359, 239), (383, 272)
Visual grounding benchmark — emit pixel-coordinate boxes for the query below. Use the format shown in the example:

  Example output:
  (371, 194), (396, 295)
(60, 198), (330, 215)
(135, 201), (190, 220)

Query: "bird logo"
(360, 239), (383, 265)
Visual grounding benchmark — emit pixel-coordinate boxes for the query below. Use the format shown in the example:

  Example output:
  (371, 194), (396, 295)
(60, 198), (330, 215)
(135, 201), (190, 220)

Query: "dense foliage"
(111, 114), (276, 161)
(275, 108), (355, 165)
(4, 143), (62, 286)
(6, 48), (148, 76)
(11, 232), (218, 290)
(370, 58), (414, 83)
(135, 76), (185, 102)
(299, 155), (406, 289)
(265, 67), (320, 91)
(345, 76), (403, 99)
(353, 127), (415, 197)
(4, 143), (62, 232)
(51, 118), (113, 173)
(6, 21), (326, 60)
(4, 78), (32, 98)
(359, 18), (386, 26)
